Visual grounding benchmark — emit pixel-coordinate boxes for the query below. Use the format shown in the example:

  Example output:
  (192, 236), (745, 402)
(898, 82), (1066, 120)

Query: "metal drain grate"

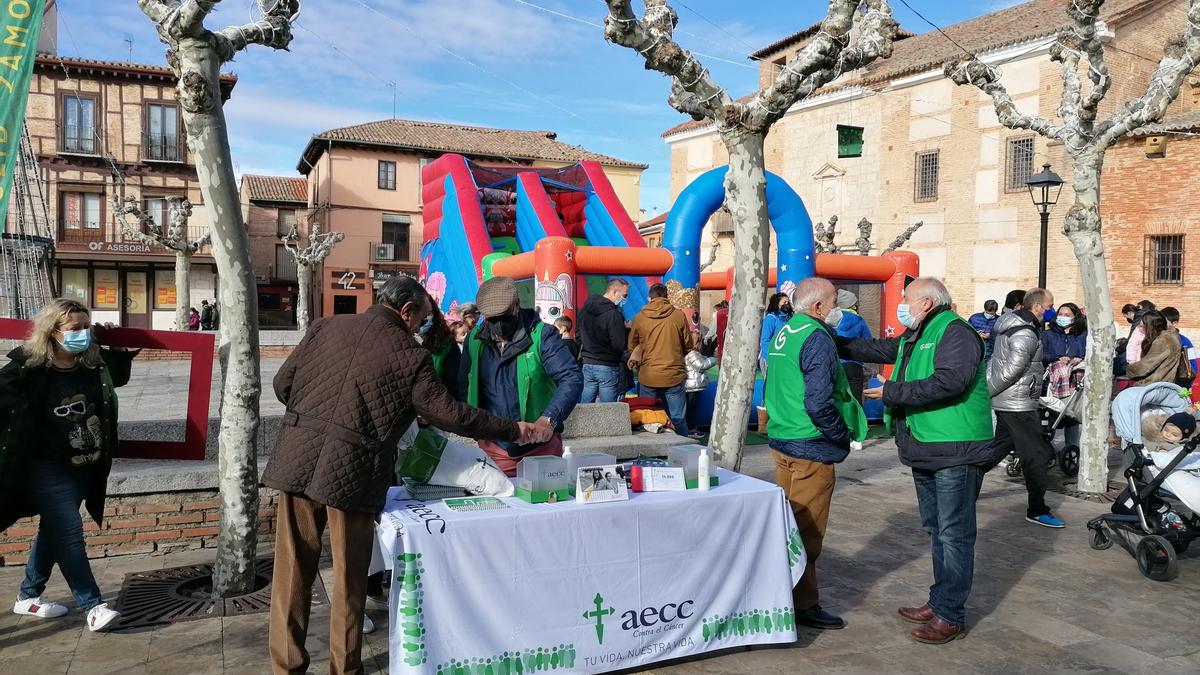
(1053, 480), (1125, 503)
(112, 557), (327, 629)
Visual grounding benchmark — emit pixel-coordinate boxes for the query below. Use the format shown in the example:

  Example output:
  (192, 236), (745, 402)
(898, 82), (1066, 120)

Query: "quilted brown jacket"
(262, 305), (520, 512)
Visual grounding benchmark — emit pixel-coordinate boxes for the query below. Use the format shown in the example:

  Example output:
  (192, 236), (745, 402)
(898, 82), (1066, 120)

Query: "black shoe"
(796, 605), (846, 630)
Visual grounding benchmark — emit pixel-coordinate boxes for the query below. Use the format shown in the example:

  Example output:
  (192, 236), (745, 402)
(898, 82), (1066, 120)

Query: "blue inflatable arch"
(662, 166), (816, 292)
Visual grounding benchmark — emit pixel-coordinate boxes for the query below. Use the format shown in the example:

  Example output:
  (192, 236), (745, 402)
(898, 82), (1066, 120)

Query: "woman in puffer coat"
(1126, 310), (1186, 386)
(684, 350), (717, 436)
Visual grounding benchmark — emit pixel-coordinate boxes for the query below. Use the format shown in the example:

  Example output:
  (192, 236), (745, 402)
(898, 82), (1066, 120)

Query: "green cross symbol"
(582, 593), (615, 644)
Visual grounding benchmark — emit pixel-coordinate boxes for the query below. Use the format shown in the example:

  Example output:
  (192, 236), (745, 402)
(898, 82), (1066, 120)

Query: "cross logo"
(582, 593), (615, 644)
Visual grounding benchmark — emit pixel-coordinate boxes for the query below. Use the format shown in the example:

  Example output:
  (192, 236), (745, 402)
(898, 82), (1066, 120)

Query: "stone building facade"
(239, 174), (309, 328)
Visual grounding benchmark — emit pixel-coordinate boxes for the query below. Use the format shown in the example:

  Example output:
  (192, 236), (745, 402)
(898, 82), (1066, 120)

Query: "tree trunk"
(1064, 159), (1116, 494)
(176, 37), (262, 597)
(174, 250), (191, 331)
(709, 133), (771, 471)
(296, 263), (311, 332)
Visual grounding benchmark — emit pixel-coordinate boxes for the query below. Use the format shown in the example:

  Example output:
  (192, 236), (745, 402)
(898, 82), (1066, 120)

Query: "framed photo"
(576, 465), (629, 504)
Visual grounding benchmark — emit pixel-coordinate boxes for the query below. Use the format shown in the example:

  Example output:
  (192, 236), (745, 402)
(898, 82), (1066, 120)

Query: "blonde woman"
(0, 299), (138, 632)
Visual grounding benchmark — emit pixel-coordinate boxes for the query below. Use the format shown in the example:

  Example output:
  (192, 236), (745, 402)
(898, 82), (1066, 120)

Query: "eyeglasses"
(54, 401), (87, 417)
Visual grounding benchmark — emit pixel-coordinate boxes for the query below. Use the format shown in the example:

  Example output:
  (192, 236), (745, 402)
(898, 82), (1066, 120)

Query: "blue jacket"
(1041, 325), (1087, 363)
(968, 312), (999, 359)
(759, 312), (788, 362)
(458, 309), (583, 456)
(835, 310), (872, 365)
(768, 323), (851, 464)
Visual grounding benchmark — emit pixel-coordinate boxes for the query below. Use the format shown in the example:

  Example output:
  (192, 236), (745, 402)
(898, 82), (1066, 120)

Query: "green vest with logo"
(429, 343), (451, 379)
(765, 313), (868, 443)
(886, 310), (993, 442)
(466, 321), (557, 423)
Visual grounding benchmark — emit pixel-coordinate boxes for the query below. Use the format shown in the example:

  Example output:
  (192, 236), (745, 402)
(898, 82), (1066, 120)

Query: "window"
(1145, 235), (1185, 285)
(913, 150), (940, 202)
(145, 197), (169, 228)
(62, 95), (97, 153)
(146, 103), (180, 161)
(93, 269), (120, 310)
(277, 208), (297, 237)
(378, 160), (397, 190)
(769, 56), (786, 84)
(155, 270), (177, 310)
(382, 214), (410, 260)
(1005, 136), (1035, 192)
(417, 158), (431, 202)
(61, 268), (89, 304)
(276, 244), (298, 282)
(61, 191), (102, 232)
(837, 125), (864, 158)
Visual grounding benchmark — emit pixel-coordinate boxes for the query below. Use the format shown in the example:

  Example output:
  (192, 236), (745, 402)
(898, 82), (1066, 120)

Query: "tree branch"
(213, 0), (299, 62)
(281, 223), (343, 267)
(945, 57), (1070, 144)
(604, 0), (732, 124)
(138, 0), (213, 42)
(747, 0), (898, 131)
(1096, 1), (1200, 146)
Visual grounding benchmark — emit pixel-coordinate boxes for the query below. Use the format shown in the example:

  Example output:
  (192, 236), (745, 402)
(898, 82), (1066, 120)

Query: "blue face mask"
(418, 315), (433, 336)
(1056, 315), (1074, 328)
(896, 303), (918, 329)
(616, 297), (628, 309)
(58, 328), (92, 354)
(984, 312), (997, 320)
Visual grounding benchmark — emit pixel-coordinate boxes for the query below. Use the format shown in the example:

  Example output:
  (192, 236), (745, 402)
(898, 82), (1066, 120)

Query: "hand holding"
(516, 422), (541, 445)
(863, 385), (885, 400)
(533, 416), (554, 443)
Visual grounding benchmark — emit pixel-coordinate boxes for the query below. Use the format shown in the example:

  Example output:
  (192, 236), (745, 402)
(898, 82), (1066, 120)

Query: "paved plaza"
(118, 358), (288, 422)
(0, 440), (1197, 674)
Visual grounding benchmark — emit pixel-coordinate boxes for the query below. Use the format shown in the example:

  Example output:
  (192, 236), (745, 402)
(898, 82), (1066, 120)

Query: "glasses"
(54, 401), (87, 417)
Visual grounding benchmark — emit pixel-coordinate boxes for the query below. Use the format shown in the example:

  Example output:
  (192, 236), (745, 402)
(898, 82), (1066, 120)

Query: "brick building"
(239, 174), (309, 328)
(22, 52), (236, 328)
(662, 0), (1197, 318)
(1101, 109), (1200, 328)
(296, 118), (645, 317)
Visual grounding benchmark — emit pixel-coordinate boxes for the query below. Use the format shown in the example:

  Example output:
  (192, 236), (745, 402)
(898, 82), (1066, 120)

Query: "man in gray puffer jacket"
(988, 288), (1064, 528)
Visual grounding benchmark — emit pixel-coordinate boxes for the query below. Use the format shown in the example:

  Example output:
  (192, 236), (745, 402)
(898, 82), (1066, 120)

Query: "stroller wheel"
(1173, 539), (1190, 554)
(1060, 446), (1080, 477)
(1089, 526), (1113, 551)
(1136, 535), (1179, 581)
(1005, 460), (1022, 478)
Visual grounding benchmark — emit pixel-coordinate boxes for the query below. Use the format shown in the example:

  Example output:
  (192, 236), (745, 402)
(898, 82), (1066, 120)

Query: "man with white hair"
(765, 278), (867, 631)
(837, 277), (993, 645)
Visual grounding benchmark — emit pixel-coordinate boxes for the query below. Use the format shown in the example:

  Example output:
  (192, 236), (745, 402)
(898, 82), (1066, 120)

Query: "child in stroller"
(1087, 382), (1200, 581)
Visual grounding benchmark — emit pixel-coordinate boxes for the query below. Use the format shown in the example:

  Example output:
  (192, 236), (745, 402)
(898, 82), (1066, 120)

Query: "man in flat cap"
(833, 289), (873, 404)
(459, 276), (584, 474)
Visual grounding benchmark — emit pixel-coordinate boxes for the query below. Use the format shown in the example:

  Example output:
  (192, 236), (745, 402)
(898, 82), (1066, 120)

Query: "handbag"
(1174, 347), (1195, 388)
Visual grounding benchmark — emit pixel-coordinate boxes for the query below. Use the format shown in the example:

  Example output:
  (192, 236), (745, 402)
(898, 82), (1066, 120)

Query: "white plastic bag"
(395, 422), (514, 497)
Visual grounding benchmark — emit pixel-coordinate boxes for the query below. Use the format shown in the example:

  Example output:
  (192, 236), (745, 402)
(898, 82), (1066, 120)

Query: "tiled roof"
(298, 118), (646, 172)
(242, 174), (308, 204)
(664, 0), (1162, 138)
(750, 23), (917, 60)
(1133, 109), (1200, 135)
(34, 53), (237, 87)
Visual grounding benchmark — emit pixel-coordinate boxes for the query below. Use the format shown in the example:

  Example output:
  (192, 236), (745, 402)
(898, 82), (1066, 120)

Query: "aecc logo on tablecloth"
(582, 592), (695, 645)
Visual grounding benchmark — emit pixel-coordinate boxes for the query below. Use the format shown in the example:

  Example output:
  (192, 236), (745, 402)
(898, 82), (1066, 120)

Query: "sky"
(53, 0), (1025, 217)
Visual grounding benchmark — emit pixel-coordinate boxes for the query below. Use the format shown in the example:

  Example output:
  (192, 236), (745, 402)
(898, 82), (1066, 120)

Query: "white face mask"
(824, 307), (844, 327)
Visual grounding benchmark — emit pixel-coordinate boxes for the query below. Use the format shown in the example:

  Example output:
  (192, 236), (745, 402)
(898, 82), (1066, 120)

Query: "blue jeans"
(19, 462), (103, 611)
(638, 382), (689, 437)
(581, 364), (623, 404)
(911, 464), (985, 628)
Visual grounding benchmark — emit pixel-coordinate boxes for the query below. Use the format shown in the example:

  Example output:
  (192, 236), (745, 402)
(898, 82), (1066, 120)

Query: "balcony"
(370, 241), (411, 264)
(145, 133), (184, 162)
(56, 220), (213, 255)
(60, 125), (99, 155)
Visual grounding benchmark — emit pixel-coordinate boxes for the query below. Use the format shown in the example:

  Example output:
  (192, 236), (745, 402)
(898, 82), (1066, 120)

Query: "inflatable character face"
(779, 280), (796, 302)
(425, 272), (447, 305)
(535, 273), (573, 324)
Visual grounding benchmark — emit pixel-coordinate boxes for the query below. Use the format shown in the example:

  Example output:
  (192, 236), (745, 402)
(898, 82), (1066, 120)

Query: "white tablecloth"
(377, 468), (805, 674)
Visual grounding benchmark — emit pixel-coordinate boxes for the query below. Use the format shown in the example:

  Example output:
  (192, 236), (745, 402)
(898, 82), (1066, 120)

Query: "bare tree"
(282, 222), (344, 331)
(138, 0), (298, 596)
(113, 195), (210, 331)
(947, 0), (1200, 494)
(603, 0), (898, 468)
(883, 220), (923, 254)
(814, 215), (838, 253)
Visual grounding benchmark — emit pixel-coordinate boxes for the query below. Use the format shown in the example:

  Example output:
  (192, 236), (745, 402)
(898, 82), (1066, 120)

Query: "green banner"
(0, 0), (44, 231)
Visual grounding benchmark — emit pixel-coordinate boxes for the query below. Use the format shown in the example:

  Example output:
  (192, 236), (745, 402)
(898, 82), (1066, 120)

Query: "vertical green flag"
(0, 0), (45, 232)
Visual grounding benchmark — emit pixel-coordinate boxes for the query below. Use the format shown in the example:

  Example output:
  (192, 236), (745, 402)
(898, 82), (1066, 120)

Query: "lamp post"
(1027, 163), (1064, 289)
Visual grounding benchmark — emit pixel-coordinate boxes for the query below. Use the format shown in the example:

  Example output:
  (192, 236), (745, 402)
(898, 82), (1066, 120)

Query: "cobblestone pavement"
(118, 358), (287, 421)
(1, 440), (1197, 674)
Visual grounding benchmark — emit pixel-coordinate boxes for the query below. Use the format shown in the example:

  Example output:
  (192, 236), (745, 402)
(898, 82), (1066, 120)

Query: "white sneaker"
(13, 596), (69, 619)
(362, 614), (376, 635)
(86, 603), (120, 632)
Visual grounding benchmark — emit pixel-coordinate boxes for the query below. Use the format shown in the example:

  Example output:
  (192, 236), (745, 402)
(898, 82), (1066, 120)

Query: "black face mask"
(487, 313), (521, 341)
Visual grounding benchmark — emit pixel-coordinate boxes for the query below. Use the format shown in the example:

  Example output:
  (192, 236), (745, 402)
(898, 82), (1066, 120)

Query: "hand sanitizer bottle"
(697, 446), (712, 491)
(562, 444), (574, 475)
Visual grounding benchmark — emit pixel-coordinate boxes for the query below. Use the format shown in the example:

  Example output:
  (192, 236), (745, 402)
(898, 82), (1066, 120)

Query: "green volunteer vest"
(765, 313), (868, 443)
(886, 310), (993, 442)
(430, 343), (451, 379)
(466, 321), (557, 423)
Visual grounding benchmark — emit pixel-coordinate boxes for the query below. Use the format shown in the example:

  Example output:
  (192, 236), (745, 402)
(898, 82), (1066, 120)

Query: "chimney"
(39, 0), (59, 55)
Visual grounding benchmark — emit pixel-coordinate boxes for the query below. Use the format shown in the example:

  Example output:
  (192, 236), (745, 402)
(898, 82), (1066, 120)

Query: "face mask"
(984, 313), (996, 320)
(780, 305), (793, 317)
(897, 303), (918, 329)
(488, 313), (521, 340)
(616, 297), (627, 309)
(58, 328), (92, 354)
(1056, 316), (1074, 328)
(824, 307), (843, 327)
(417, 315), (433, 336)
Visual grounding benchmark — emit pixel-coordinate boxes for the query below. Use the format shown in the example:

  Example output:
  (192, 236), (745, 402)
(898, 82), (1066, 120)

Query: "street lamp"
(1027, 163), (1064, 289)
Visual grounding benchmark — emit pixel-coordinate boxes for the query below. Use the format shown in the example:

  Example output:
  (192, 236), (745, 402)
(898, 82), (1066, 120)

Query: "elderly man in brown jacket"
(629, 282), (697, 436)
(263, 276), (540, 675)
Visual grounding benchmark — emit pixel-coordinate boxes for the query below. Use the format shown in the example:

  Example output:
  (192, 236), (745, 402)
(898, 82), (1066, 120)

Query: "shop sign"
(330, 270), (365, 290)
(87, 241), (153, 254)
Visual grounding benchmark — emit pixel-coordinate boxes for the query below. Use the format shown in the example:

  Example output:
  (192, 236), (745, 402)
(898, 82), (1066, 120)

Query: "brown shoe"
(897, 604), (935, 624)
(910, 617), (966, 644)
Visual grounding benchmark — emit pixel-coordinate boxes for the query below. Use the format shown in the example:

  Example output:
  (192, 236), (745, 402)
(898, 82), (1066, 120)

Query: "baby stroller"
(1086, 383), (1200, 581)
(1003, 364), (1085, 478)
